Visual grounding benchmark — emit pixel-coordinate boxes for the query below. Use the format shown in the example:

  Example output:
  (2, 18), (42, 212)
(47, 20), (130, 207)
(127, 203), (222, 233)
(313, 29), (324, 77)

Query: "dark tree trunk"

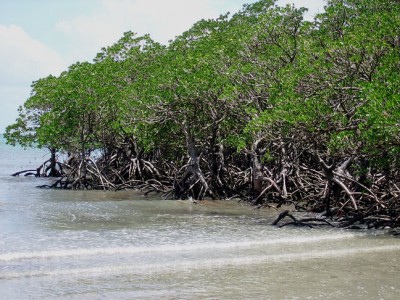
(251, 138), (265, 203)
(174, 126), (211, 200)
(47, 148), (60, 177)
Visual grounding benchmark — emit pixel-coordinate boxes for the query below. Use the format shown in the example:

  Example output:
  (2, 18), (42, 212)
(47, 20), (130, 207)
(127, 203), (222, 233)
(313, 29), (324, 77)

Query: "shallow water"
(1, 138), (399, 299)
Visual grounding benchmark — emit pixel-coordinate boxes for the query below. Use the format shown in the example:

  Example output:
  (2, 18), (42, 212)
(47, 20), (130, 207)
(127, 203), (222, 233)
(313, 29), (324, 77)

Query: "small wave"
(1, 244), (399, 280)
(0, 232), (357, 262)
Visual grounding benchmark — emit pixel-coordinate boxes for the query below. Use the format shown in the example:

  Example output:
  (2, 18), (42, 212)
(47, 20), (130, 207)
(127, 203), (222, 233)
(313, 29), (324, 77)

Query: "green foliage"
(5, 0), (399, 182)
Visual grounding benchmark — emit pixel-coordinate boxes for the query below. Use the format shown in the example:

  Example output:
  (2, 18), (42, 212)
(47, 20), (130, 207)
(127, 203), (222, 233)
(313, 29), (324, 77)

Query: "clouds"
(277, 0), (325, 20)
(53, 0), (324, 63)
(54, 0), (246, 63)
(0, 24), (66, 132)
(0, 24), (65, 86)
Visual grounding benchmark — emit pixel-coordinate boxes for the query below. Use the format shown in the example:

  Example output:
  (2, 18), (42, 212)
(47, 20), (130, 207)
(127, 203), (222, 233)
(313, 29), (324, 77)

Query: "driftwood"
(272, 210), (335, 228)
(12, 169), (39, 177)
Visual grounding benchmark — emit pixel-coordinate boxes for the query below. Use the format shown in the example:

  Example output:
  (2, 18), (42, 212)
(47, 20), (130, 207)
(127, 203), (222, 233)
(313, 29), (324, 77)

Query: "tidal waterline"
(1, 138), (400, 299)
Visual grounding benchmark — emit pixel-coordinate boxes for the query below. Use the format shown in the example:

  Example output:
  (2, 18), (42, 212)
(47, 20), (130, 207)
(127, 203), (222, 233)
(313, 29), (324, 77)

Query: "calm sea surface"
(0, 137), (400, 299)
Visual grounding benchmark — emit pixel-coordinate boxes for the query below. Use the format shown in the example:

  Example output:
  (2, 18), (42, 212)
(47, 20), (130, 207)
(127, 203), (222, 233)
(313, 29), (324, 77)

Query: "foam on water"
(0, 232), (357, 262)
(1, 244), (399, 280)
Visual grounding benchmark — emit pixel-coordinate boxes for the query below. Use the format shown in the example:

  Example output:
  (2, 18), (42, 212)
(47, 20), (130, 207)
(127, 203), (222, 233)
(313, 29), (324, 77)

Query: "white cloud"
(0, 25), (65, 86)
(0, 25), (66, 132)
(121, 0), (217, 42)
(276, 0), (325, 20)
(54, 0), (231, 62)
(53, 0), (325, 63)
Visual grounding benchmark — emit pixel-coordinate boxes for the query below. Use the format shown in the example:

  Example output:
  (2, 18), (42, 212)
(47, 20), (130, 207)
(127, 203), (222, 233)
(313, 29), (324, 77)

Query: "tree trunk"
(186, 130), (210, 199)
(251, 138), (265, 203)
(174, 125), (211, 200)
(48, 148), (59, 177)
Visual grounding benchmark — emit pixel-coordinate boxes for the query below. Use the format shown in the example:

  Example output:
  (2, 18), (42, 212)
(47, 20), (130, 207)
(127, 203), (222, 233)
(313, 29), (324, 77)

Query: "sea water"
(0, 137), (399, 299)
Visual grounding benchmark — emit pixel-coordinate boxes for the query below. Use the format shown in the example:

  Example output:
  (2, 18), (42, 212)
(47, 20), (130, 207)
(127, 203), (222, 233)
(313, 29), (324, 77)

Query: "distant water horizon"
(0, 135), (50, 177)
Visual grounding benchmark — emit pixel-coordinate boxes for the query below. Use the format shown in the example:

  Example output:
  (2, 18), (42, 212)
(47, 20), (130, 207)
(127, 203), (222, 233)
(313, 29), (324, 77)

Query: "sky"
(0, 0), (325, 133)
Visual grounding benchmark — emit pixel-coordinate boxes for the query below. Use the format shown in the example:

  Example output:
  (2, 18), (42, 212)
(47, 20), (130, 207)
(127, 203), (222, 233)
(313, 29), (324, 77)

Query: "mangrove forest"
(5, 0), (400, 229)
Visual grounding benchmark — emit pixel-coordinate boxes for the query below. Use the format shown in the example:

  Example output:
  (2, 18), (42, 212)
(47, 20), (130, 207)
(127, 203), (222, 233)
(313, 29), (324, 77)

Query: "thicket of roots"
(13, 142), (400, 230)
